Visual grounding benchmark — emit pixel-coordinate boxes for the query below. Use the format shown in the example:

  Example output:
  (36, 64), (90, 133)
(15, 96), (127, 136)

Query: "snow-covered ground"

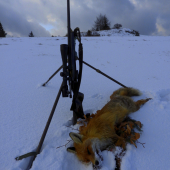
(1, 34), (170, 170)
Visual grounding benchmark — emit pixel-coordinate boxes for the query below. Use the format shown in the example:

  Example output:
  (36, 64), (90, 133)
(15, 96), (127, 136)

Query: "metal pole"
(42, 65), (63, 86)
(26, 82), (63, 170)
(67, 0), (71, 47)
(67, 0), (71, 70)
(78, 58), (127, 88)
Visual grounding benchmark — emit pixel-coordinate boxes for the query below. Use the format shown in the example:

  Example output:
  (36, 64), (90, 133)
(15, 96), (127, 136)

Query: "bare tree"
(92, 14), (111, 31)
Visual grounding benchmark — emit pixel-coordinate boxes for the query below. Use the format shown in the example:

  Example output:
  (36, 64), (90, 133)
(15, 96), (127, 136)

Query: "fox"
(67, 87), (150, 167)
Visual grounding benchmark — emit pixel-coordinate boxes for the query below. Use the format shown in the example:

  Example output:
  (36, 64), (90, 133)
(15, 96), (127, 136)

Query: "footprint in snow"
(157, 89), (170, 102)
(91, 94), (103, 99)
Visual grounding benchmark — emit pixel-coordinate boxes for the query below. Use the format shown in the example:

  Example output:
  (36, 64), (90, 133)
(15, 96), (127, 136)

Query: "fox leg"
(110, 134), (126, 149)
(135, 98), (151, 110)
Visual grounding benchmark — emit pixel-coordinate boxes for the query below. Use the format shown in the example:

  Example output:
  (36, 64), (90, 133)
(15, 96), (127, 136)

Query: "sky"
(0, 0), (170, 37)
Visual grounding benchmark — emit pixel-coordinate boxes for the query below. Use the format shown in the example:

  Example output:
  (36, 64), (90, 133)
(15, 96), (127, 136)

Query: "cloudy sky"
(0, 0), (170, 37)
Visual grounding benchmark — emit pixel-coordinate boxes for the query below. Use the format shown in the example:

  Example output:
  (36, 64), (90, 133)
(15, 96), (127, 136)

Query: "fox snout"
(93, 150), (103, 167)
(67, 132), (103, 166)
(95, 160), (99, 165)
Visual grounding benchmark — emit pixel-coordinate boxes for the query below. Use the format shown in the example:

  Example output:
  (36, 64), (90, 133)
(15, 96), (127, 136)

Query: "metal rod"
(67, 0), (71, 69)
(67, 0), (71, 46)
(42, 65), (63, 86)
(78, 58), (127, 88)
(42, 59), (127, 89)
(42, 58), (127, 89)
(26, 82), (63, 170)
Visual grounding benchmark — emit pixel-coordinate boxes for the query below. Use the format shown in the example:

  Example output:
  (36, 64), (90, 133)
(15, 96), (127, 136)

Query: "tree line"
(87, 14), (139, 36)
(0, 14), (139, 37)
(0, 22), (35, 37)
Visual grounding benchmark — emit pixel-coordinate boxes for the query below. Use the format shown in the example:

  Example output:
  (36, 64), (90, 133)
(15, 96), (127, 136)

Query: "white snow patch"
(1, 35), (170, 170)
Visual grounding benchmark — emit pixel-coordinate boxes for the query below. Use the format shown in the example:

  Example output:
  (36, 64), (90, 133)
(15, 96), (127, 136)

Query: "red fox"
(67, 87), (150, 167)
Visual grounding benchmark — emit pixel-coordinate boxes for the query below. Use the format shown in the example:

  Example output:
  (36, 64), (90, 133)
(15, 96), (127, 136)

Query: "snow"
(1, 34), (170, 170)
(81, 28), (138, 37)
(97, 28), (137, 37)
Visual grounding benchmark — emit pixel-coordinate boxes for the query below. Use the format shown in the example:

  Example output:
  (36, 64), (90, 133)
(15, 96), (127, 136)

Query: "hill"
(81, 28), (140, 37)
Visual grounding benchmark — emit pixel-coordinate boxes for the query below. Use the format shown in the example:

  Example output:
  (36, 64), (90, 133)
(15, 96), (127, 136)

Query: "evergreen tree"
(86, 30), (92, 36)
(29, 31), (34, 37)
(102, 15), (111, 30)
(0, 22), (7, 37)
(92, 14), (111, 31)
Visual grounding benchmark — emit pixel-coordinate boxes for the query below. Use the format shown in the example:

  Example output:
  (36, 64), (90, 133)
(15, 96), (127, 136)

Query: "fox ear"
(69, 132), (83, 144)
(67, 147), (76, 154)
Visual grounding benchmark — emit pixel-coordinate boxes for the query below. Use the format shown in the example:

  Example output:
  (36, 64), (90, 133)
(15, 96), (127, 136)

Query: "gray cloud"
(0, 2), (51, 37)
(0, 0), (170, 37)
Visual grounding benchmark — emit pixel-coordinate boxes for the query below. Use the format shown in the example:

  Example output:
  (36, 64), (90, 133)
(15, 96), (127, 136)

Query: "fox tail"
(110, 87), (141, 99)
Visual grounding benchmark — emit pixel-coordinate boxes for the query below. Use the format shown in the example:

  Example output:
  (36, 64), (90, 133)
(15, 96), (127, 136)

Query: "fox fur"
(67, 87), (150, 166)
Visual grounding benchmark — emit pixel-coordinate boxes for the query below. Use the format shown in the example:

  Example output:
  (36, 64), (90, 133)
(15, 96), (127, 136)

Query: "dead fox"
(67, 87), (150, 167)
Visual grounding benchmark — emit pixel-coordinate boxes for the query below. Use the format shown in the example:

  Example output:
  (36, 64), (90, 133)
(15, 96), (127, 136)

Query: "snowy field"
(1, 34), (170, 170)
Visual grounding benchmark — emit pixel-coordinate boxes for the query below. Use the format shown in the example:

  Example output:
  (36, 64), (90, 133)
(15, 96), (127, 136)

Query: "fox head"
(67, 132), (102, 166)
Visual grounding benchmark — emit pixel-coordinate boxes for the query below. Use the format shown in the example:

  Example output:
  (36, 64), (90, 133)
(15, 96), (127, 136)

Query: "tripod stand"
(42, 57), (127, 88)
